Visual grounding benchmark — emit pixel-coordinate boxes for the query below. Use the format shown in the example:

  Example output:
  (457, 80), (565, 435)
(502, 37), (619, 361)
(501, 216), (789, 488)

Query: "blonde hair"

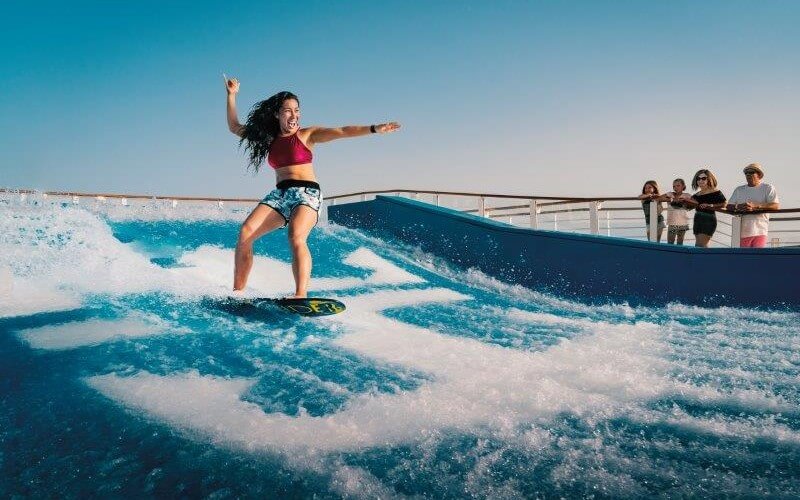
(692, 169), (718, 190)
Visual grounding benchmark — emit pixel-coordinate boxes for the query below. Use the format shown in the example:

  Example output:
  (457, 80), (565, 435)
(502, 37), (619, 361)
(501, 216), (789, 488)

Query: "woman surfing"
(225, 76), (400, 297)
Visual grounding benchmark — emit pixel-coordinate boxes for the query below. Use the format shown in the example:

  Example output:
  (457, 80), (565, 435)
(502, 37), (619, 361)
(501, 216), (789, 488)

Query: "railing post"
(360, 194), (367, 201)
(478, 196), (485, 217)
(529, 200), (538, 229)
(553, 213), (558, 231)
(649, 201), (658, 242)
(435, 194), (440, 206)
(730, 214), (741, 248)
(589, 201), (599, 235)
(606, 211), (611, 236)
(771, 237), (780, 248)
(412, 192), (419, 200)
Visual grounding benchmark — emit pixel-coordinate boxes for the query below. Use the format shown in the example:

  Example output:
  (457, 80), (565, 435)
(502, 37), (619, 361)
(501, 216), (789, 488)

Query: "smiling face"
(275, 98), (300, 134)
(673, 180), (685, 194)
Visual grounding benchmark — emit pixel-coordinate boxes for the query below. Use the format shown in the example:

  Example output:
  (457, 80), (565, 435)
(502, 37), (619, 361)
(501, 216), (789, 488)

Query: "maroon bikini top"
(267, 132), (313, 169)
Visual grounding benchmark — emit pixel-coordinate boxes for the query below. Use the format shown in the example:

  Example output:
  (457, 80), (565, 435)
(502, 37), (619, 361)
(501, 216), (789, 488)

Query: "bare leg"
(676, 230), (686, 245)
(657, 227), (664, 243)
(287, 205), (318, 298)
(695, 234), (711, 247)
(233, 205), (286, 291)
(667, 230), (676, 244)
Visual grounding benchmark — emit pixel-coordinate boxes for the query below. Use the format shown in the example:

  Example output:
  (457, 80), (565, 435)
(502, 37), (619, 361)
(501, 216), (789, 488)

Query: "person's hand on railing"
(724, 202), (779, 214)
(727, 202), (748, 213)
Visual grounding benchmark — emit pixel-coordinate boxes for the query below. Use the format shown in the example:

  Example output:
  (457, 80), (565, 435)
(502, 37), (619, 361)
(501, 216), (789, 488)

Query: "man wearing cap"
(726, 163), (780, 248)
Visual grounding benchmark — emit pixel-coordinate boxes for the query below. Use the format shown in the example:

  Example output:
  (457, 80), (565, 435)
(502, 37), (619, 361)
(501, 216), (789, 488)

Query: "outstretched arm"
(224, 76), (245, 137)
(307, 122), (400, 145)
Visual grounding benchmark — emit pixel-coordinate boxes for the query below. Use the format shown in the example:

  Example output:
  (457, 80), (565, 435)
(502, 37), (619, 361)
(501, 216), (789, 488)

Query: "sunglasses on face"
(744, 171), (758, 175)
(697, 176), (708, 181)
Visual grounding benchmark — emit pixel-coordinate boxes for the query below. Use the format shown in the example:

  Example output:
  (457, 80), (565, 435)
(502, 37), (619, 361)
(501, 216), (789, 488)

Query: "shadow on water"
(202, 297), (297, 328)
(0, 308), (95, 332)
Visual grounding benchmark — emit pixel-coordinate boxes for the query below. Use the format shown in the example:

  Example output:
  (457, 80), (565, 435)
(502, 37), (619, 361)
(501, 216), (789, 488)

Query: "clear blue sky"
(1, 0), (799, 205)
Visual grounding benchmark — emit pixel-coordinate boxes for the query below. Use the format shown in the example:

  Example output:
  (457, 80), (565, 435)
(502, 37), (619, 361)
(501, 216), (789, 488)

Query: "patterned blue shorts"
(259, 181), (322, 226)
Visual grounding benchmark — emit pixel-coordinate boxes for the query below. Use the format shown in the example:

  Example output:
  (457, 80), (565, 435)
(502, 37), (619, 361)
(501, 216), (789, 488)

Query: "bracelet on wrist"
(370, 124), (377, 134)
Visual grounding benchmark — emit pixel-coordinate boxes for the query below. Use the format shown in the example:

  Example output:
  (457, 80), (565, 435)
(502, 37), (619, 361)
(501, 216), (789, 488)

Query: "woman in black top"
(688, 169), (727, 247)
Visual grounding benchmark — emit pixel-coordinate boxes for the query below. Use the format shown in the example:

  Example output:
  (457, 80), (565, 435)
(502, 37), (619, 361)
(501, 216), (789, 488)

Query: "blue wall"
(329, 196), (800, 309)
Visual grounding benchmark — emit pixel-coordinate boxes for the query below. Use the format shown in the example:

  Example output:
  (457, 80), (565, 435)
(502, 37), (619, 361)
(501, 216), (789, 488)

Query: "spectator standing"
(726, 163), (780, 248)
(638, 180), (665, 242)
(662, 178), (693, 245)
(689, 169), (727, 247)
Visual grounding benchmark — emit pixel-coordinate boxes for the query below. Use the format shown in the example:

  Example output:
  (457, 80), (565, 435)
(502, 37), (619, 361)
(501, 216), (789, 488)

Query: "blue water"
(1, 200), (799, 498)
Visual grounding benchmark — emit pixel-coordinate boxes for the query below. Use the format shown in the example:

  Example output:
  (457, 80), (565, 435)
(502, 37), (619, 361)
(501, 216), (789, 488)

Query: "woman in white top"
(661, 178), (693, 245)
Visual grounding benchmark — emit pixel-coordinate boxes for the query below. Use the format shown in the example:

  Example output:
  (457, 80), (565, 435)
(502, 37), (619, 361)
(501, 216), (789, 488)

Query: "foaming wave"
(326, 463), (397, 499)
(171, 245), (424, 298)
(327, 224), (640, 319)
(0, 276), (82, 318)
(0, 204), (430, 317)
(665, 302), (800, 325)
(660, 407), (800, 444)
(342, 247), (424, 286)
(0, 205), (165, 301)
(17, 314), (184, 350)
(87, 288), (687, 454)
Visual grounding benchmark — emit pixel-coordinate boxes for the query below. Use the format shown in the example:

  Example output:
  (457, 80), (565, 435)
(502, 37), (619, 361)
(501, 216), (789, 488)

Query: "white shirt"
(665, 192), (692, 226)
(728, 183), (780, 237)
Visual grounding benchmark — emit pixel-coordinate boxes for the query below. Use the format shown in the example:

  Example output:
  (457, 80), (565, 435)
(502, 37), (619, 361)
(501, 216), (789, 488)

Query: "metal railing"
(325, 190), (800, 248)
(3, 187), (799, 248)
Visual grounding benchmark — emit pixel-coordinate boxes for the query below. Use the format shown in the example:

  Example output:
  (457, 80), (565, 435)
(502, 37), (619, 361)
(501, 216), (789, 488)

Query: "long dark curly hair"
(240, 91), (298, 172)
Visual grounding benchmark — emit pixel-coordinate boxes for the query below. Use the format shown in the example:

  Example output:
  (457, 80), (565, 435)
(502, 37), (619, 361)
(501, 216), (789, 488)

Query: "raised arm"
(306, 122), (400, 146)
(225, 76), (245, 137)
